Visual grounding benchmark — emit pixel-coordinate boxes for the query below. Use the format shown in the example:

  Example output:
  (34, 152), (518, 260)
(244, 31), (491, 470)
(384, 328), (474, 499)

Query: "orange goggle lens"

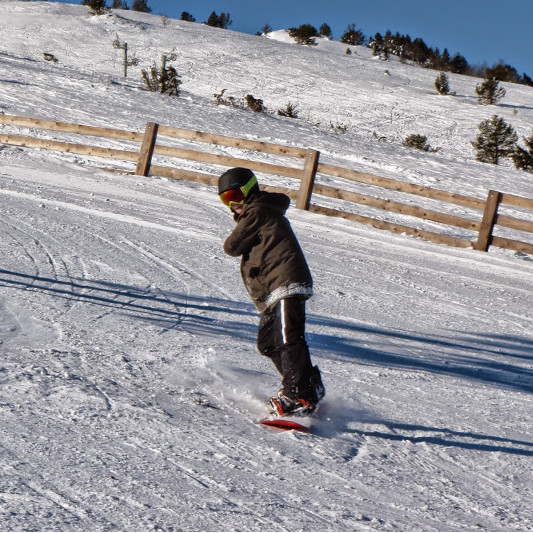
(219, 188), (246, 207)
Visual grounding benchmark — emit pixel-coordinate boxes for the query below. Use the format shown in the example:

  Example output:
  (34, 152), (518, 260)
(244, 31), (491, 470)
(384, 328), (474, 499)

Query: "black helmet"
(218, 167), (259, 196)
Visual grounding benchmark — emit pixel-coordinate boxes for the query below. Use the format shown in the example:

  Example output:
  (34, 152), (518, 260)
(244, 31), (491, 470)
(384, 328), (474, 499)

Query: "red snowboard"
(260, 417), (313, 433)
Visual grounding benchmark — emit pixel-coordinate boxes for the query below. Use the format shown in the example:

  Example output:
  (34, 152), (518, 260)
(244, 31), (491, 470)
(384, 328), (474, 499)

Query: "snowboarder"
(218, 167), (325, 416)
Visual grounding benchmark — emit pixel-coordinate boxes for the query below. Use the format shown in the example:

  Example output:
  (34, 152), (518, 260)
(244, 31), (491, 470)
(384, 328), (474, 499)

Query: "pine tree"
(340, 24), (365, 46)
(288, 24), (319, 46)
(111, 0), (128, 8)
(434, 72), (450, 95)
(277, 102), (299, 118)
(206, 11), (231, 28)
(218, 13), (232, 29)
(485, 63), (520, 83)
(181, 12), (195, 22)
(411, 37), (429, 65)
(141, 58), (182, 96)
(472, 115), (517, 164)
(132, 0), (150, 12)
(369, 33), (388, 60)
(82, 0), (108, 15)
(513, 134), (533, 172)
(369, 32), (383, 56)
(450, 53), (469, 74)
(403, 134), (433, 152)
(475, 78), (506, 105)
(319, 23), (332, 39)
(206, 12), (218, 26)
(520, 72), (533, 87)
(441, 48), (451, 70)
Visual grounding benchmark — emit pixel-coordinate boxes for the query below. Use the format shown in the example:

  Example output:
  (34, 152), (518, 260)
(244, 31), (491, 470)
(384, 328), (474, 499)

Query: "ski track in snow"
(1, 2), (533, 531)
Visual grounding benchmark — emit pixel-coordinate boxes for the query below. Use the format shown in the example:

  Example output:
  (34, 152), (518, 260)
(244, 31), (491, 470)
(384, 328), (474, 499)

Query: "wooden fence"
(1, 113), (533, 256)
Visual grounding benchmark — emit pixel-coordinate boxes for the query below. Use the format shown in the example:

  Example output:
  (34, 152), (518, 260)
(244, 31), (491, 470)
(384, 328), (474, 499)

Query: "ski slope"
(1, 2), (533, 531)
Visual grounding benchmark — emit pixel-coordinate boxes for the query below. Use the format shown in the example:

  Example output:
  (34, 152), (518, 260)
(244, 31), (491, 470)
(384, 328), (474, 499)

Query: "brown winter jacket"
(223, 191), (313, 313)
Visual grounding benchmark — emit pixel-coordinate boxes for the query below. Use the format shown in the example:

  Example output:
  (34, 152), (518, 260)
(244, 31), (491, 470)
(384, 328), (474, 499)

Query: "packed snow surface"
(1, 2), (533, 531)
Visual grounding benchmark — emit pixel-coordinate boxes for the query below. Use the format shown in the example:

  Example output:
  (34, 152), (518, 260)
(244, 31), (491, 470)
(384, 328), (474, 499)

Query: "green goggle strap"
(240, 174), (257, 196)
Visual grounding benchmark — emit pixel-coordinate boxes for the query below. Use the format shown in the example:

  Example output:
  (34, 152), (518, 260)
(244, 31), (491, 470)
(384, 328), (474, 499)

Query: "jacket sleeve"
(223, 210), (262, 257)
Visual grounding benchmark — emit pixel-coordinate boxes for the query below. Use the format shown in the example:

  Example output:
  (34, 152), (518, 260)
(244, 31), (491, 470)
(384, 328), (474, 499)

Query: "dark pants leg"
(257, 296), (315, 400)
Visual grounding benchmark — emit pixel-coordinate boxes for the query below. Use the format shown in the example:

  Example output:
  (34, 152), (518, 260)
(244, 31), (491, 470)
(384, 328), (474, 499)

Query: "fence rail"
(1, 113), (532, 256)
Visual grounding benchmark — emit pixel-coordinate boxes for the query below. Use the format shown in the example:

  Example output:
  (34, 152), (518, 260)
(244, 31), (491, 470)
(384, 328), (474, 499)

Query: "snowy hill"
(1, 2), (533, 531)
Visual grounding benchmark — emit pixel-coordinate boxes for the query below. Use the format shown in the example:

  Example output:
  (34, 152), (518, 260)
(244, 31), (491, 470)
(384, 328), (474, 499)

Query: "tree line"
(82, 1), (532, 87)
(82, 0), (150, 12)
(287, 24), (532, 87)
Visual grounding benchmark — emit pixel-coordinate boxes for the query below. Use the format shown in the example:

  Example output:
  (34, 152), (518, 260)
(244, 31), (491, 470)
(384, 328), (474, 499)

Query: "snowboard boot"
(269, 366), (325, 417)
(269, 391), (318, 417)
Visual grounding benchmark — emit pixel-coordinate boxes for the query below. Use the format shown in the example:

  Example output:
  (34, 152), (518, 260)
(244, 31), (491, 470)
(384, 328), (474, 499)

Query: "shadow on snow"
(3, 268), (533, 456)
(2, 268), (533, 398)
(323, 407), (533, 457)
(307, 314), (533, 395)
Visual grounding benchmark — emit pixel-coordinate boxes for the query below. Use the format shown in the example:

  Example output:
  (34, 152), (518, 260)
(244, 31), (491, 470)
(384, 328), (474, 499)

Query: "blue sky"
(50, 0), (532, 76)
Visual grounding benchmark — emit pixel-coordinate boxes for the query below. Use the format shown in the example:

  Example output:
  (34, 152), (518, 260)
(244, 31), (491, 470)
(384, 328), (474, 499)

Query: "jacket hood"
(245, 191), (290, 215)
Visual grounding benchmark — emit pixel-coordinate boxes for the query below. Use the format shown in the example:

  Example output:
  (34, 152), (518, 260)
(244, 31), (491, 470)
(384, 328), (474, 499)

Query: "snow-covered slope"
(1, 2), (533, 531)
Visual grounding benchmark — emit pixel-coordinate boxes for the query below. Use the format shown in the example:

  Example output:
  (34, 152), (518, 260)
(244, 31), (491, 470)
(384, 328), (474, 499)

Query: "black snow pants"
(257, 296), (315, 401)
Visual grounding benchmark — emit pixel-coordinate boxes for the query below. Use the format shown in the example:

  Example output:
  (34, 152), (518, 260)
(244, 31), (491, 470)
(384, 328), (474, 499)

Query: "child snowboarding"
(218, 167), (325, 416)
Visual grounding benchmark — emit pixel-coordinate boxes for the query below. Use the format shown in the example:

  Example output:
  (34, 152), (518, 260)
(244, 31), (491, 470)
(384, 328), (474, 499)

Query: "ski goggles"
(219, 174), (257, 208)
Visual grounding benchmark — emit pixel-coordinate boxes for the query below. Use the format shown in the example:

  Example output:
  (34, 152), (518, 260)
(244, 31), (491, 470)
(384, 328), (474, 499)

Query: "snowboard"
(260, 413), (316, 433)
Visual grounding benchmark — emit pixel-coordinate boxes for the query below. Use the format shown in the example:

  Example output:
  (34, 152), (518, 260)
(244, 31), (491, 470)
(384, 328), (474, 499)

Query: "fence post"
(136, 121), (159, 176)
(296, 149), (320, 210)
(474, 189), (501, 252)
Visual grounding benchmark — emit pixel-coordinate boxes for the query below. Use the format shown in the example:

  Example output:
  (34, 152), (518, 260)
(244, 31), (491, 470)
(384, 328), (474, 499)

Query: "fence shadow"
(0, 268), (258, 343)
(313, 403), (533, 456)
(2, 268), (532, 395)
(307, 313), (533, 395)
(341, 420), (533, 457)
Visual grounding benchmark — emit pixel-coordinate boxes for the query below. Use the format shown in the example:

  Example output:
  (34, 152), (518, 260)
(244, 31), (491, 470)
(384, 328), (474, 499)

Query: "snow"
(1, 2), (533, 531)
